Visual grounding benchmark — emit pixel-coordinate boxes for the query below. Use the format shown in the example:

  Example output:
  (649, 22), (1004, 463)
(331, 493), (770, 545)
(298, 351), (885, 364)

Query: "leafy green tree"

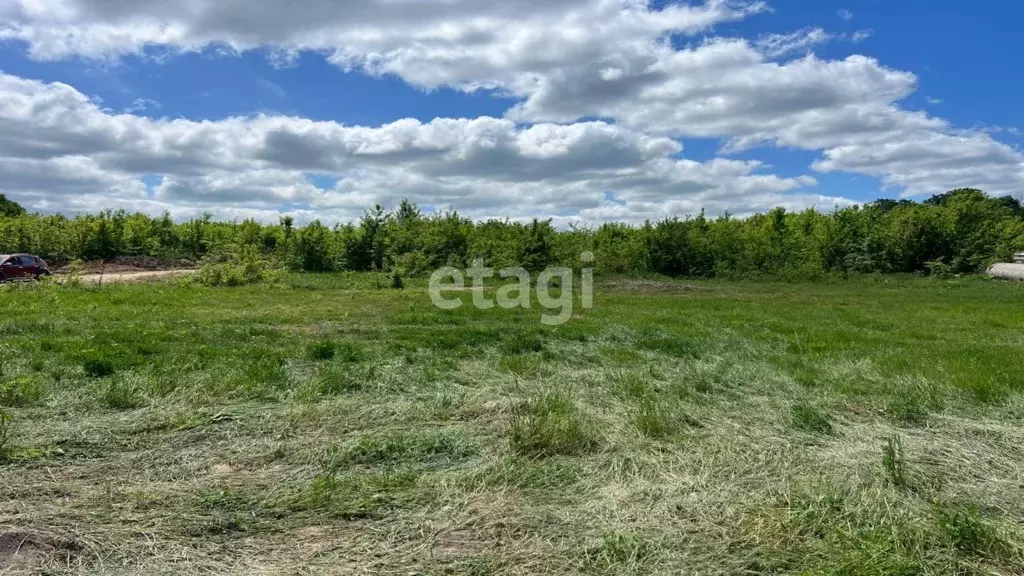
(522, 219), (554, 272)
(0, 194), (25, 217)
(0, 187), (1019, 275)
(295, 220), (334, 271)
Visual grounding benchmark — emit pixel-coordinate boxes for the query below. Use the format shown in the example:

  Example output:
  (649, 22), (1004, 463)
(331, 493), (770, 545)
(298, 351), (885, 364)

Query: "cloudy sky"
(0, 0), (1021, 225)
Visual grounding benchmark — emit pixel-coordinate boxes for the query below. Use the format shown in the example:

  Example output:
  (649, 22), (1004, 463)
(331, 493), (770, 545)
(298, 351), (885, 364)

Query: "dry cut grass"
(0, 273), (1022, 574)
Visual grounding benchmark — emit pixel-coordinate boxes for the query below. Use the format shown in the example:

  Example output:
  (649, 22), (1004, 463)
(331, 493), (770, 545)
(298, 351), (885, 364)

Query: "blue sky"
(0, 0), (1020, 224)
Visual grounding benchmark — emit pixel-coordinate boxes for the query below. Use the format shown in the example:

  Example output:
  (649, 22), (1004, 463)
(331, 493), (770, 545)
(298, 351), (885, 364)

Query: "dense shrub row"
(1, 189), (1022, 277)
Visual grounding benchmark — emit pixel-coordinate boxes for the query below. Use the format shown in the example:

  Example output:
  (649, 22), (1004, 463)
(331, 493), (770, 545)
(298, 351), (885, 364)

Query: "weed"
(963, 377), (1011, 405)
(498, 354), (543, 376)
(307, 340), (336, 361)
(935, 503), (1010, 559)
(636, 334), (701, 359)
(335, 341), (365, 363)
(611, 371), (652, 401)
(882, 435), (909, 489)
(82, 356), (116, 378)
(287, 470), (419, 519)
(0, 411), (13, 459)
(500, 332), (546, 355)
(240, 355), (287, 390)
(886, 381), (943, 426)
(790, 401), (835, 435)
(509, 393), (599, 457)
(301, 364), (364, 398)
(633, 398), (701, 439)
(101, 374), (146, 410)
(0, 375), (47, 407)
(329, 432), (475, 468)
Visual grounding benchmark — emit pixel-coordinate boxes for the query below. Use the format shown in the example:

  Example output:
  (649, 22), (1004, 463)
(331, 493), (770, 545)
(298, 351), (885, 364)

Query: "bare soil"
(0, 532), (80, 573)
(54, 256), (195, 275)
(75, 269), (197, 285)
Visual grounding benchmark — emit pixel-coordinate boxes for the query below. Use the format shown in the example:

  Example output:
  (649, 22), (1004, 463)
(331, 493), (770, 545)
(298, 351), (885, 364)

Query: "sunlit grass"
(0, 274), (1022, 574)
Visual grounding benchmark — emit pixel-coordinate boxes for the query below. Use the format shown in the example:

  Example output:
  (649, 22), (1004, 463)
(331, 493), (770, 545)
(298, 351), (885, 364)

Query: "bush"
(2, 189), (1021, 277)
(197, 246), (279, 287)
(924, 258), (955, 279)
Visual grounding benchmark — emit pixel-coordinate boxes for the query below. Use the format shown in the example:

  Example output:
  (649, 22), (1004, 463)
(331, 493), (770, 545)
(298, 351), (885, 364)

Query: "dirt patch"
(604, 278), (699, 293)
(0, 532), (79, 572)
(55, 256), (195, 275)
(71, 269), (197, 285)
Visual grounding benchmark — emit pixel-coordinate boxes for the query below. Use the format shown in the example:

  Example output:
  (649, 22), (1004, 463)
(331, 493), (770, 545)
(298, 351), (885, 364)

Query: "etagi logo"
(429, 252), (595, 325)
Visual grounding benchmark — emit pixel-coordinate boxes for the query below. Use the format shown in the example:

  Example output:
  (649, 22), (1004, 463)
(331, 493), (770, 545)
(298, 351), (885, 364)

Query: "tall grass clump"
(934, 503), (1018, 560)
(0, 375), (47, 407)
(100, 374), (147, 410)
(886, 380), (945, 426)
(334, 341), (365, 363)
(509, 392), (599, 457)
(82, 355), (116, 378)
(331, 432), (475, 468)
(633, 397), (701, 439)
(790, 401), (835, 435)
(0, 411), (13, 460)
(307, 340), (336, 361)
(500, 331), (546, 355)
(882, 435), (910, 489)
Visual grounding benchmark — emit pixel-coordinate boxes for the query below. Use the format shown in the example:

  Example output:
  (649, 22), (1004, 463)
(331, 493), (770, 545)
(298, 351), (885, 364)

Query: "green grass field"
(1, 274), (1023, 575)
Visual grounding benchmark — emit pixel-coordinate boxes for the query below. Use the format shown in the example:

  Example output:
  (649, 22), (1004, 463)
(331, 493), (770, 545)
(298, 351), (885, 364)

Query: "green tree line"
(1, 189), (1022, 277)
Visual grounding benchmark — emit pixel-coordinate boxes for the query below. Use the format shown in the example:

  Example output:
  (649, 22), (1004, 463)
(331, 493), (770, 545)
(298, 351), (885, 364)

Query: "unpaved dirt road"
(72, 269), (196, 285)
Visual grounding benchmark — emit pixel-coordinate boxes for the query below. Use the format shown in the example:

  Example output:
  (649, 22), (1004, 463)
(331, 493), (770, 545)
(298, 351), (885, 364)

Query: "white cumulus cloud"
(0, 72), (844, 223)
(755, 27), (832, 58)
(0, 0), (1021, 219)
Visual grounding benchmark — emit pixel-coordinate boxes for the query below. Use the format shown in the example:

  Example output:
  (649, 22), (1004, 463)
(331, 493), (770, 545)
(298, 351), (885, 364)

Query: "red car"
(0, 254), (51, 281)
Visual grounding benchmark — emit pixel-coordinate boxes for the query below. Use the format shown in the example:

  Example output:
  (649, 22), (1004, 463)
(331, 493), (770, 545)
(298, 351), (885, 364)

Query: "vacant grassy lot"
(1, 274), (1023, 575)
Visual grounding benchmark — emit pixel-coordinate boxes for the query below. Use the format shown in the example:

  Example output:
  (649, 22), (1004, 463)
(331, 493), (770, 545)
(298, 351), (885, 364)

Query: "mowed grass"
(1, 274), (1023, 575)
